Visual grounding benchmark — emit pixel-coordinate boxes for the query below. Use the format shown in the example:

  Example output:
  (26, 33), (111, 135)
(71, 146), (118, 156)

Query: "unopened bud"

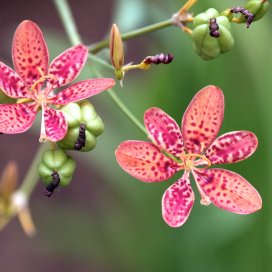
(192, 8), (234, 60)
(110, 24), (124, 79)
(58, 101), (104, 152)
(243, 0), (269, 21)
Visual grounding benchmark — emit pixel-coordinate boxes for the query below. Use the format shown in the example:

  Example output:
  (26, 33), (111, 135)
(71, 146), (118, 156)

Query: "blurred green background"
(0, 0), (271, 271)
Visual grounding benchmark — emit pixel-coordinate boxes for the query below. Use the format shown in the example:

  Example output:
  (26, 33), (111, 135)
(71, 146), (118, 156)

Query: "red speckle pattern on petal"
(0, 103), (37, 133)
(44, 107), (68, 142)
(144, 107), (185, 157)
(115, 140), (180, 182)
(0, 62), (32, 99)
(50, 78), (115, 105)
(182, 85), (224, 154)
(205, 131), (258, 165)
(12, 20), (49, 88)
(193, 168), (262, 214)
(162, 172), (194, 227)
(48, 44), (88, 88)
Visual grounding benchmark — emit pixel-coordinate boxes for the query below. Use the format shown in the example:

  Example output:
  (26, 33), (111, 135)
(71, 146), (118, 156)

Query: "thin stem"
(89, 19), (173, 54)
(107, 88), (147, 135)
(19, 144), (47, 196)
(53, 0), (82, 45)
(54, 0), (146, 136)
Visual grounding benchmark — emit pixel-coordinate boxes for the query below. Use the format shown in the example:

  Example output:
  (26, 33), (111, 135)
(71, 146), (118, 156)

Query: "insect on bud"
(143, 53), (174, 65)
(110, 24), (124, 80)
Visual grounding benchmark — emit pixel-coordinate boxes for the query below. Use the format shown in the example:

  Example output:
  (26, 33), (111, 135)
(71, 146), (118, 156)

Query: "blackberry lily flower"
(116, 85), (262, 227)
(0, 20), (115, 141)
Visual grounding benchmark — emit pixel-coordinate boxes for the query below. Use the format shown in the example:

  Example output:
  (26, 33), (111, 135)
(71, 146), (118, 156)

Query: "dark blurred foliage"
(0, 0), (272, 272)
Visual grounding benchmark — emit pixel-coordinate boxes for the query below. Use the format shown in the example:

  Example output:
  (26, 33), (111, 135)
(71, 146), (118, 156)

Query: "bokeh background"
(0, 0), (272, 271)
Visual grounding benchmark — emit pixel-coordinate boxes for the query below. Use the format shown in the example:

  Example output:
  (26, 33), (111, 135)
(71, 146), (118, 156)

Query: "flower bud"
(37, 149), (76, 187)
(110, 24), (124, 79)
(57, 101), (104, 152)
(192, 8), (234, 60)
(241, 0), (269, 22)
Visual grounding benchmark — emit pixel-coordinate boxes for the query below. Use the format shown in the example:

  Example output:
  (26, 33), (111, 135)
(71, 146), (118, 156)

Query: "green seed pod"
(57, 100), (104, 152)
(192, 8), (234, 60)
(241, 0), (269, 22)
(37, 149), (76, 187)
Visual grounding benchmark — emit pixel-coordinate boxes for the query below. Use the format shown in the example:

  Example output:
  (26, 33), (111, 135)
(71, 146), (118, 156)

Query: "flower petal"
(205, 131), (258, 165)
(182, 85), (224, 154)
(43, 107), (68, 142)
(12, 20), (49, 88)
(144, 107), (185, 157)
(48, 44), (88, 88)
(0, 62), (32, 99)
(50, 78), (115, 105)
(193, 168), (262, 214)
(115, 140), (180, 182)
(0, 103), (37, 133)
(162, 172), (194, 227)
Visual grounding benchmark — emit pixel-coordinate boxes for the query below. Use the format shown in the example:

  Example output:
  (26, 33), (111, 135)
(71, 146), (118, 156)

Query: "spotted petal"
(182, 85), (224, 154)
(115, 140), (180, 182)
(0, 103), (37, 133)
(144, 107), (185, 157)
(43, 107), (68, 142)
(205, 131), (258, 165)
(162, 172), (194, 227)
(50, 78), (115, 105)
(0, 62), (33, 99)
(12, 20), (49, 88)
(193, 168), (262, 214)
(48, 44), (88, 88)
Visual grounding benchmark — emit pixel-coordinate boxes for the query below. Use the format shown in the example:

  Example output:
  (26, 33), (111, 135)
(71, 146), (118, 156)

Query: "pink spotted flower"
(0, 20), (115, 141)
(115, 85), (262, 227)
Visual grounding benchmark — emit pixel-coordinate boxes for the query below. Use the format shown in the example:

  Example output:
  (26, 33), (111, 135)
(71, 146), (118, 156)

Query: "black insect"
(74, 123), (86, 150)
(231, 6), (255, 28)
(143, 53), (174, 65)
(209, 18), (220, 38)
(45, 170), (60, 197)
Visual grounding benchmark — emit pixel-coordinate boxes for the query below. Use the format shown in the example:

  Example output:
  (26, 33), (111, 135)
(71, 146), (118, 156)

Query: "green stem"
(95, 69), (147, 135)
(54, 0), (146, 135)
(19, 144), (47, 196)
(53, 0), (82, 45)
(89, 19), (173, 54)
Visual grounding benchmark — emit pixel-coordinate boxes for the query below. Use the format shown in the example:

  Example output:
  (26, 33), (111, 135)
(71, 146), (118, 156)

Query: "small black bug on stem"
(231, 6), (255, 28)
(143, 53), (174, 65)
(209, 18), (220, 37)
(74, 123), (86, 150)
(45, 170), (60, 197)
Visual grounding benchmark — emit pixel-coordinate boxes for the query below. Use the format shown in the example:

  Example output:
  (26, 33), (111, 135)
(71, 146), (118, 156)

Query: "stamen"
(182, 153), (211, 169)
(195, 179), (211, 206)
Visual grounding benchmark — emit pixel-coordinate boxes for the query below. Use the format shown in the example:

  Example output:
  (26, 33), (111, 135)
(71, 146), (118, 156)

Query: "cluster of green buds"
(37, 100), (105, 196)
(38, 149), (76, 196)
(191, 0), (269, 60)
(109, 24), (174, 82)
